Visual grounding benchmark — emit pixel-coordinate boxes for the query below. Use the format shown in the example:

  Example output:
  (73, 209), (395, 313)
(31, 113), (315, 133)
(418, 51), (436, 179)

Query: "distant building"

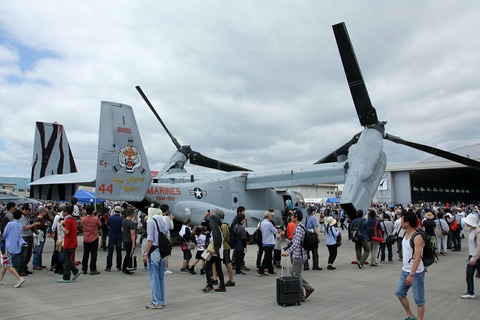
(0, 177), (31, 197)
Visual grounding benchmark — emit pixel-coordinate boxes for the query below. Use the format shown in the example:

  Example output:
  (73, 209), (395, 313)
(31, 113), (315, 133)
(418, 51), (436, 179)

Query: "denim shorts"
(395, 270), (425, 305)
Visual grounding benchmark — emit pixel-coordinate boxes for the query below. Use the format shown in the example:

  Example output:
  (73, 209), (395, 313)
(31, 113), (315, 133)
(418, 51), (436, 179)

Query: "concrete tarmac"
(1, 231), (480, 320)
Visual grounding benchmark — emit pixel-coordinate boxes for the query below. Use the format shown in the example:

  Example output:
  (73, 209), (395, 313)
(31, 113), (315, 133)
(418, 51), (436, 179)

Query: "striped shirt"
(286, 222), (308, 260)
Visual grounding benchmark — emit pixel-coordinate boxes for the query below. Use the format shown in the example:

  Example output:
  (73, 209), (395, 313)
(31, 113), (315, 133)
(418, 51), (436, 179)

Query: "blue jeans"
(380, 242), (393, 262)
(395, 270), (425, 305)
(33, 241), (45, 267)
(106, 239), (122, 269)
(148, 249), (165, 305)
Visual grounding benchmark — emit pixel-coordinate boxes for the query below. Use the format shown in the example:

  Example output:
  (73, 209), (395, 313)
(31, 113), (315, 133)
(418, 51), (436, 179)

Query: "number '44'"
(98, 183), (113, 194)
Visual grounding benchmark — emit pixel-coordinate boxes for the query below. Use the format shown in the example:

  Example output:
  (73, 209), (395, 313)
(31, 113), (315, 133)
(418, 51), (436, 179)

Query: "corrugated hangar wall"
(373, 167), (480, 205)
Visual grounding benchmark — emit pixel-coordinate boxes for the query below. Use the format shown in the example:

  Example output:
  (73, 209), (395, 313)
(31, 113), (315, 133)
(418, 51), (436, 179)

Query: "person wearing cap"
(422, 212), (436, 253)
(325, 216), (339, 270)
(32, 206), (48, 270)
(105, 206), (124, 272)
(460, 214), (480, 299)
(349, 209), (370, 269)
(303, 207), (321, 271)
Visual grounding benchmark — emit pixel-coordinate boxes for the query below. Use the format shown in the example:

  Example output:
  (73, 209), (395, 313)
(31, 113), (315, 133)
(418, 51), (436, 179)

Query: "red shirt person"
(80, 205), (102, 274)
(57, 205), (81, 283)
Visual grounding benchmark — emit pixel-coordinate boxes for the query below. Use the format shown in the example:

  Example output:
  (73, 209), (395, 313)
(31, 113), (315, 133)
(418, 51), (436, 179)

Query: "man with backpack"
(349, 209), (370, 269)
(143, 212), (169, 310)
(303, 207), (321, 271)
(282, 208), (314, 302)
(395, 210), (426, 320)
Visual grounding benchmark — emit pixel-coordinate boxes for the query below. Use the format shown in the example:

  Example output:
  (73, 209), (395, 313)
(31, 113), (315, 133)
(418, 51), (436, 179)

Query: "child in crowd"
(274, 226), (284, 269)
(189, 226), (206, 275)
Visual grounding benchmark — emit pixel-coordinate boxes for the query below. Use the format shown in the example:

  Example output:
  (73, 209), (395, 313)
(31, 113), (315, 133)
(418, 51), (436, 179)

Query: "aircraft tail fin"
(30, 122), (78, 200)
(95, 101), (152, 201)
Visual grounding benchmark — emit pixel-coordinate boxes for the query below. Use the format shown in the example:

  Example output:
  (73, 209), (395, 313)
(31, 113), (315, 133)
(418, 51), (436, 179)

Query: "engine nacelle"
(340, 128), (387, 220)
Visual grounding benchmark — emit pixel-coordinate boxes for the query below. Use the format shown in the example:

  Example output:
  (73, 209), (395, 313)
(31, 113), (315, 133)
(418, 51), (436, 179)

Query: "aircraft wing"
(245, 163), (346, 190)
(30, 172), (96, 187)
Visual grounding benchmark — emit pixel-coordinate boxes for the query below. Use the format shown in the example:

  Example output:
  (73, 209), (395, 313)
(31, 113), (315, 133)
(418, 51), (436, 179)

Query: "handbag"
(385, 234), (397, 245)
(206, 242), (215, 254)
(55, 239), (63, 252)
(370, 221), (384, 243)
(383, 222), (397, 245)
(201, 250), (212, 261)
(336, 232), (342, 247)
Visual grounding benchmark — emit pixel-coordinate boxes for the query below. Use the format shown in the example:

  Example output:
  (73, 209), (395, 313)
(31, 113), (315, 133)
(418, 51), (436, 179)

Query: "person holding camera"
(18, 204), (40, 276)
(32, 206), (48, 270)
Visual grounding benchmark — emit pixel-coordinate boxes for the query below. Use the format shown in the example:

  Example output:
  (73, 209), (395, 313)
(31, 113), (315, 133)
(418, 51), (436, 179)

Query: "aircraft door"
(230, 192), (240, 209)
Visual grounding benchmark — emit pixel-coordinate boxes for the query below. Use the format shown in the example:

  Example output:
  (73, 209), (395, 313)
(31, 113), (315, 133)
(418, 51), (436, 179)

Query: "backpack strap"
(382, 221), (389, 236)
(152, 217), (163, 246)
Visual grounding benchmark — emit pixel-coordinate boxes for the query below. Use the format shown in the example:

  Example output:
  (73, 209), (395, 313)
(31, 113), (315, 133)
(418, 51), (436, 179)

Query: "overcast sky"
(1, 1), (479, 179)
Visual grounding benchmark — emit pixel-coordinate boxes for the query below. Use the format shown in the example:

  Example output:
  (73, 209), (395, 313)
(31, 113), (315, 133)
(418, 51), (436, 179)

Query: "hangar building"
(373, 143), (480, 205)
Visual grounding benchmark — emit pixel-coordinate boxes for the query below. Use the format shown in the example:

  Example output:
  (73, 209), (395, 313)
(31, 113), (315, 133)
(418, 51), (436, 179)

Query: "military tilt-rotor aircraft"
(29, 22), (480, 233)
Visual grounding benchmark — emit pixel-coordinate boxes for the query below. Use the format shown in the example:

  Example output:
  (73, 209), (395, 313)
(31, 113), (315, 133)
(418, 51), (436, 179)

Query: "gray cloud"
(1, 1), (479, 179)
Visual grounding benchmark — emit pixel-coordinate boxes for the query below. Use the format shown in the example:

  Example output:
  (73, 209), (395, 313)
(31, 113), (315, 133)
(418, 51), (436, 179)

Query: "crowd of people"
(1, 199), (480, 318)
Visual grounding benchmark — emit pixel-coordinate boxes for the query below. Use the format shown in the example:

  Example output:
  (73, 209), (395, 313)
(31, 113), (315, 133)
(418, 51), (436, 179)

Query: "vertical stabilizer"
(30, 122), (78, 199)
(96, 102), (152, 201)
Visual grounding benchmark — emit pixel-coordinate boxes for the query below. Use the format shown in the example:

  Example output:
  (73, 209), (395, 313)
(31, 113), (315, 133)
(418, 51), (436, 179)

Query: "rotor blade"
(385, 134), (480, 170)
(333, 22), (378, 127)
(136, 86), (182, 150)
(314, 132), (362, 164)
(190, 151), (252, 172)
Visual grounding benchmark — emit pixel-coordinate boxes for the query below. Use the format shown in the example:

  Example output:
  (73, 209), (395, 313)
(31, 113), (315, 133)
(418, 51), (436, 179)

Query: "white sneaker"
(460, 294), (475, 299)
(164, 269), (173, 274)
(15, 278), (25, 288)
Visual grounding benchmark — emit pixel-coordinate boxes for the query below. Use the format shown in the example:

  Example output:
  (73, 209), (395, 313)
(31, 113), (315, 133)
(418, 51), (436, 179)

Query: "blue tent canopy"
(74, 189), (105, 204)
(325, 197), (340, 203)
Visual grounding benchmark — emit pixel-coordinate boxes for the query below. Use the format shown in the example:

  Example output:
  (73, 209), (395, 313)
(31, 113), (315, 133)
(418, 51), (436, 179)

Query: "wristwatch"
(409, 272), (415, 277)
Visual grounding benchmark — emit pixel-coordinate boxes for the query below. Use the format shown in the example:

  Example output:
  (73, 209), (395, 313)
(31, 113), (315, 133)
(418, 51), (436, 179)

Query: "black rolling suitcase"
(276, 260), (301, 307)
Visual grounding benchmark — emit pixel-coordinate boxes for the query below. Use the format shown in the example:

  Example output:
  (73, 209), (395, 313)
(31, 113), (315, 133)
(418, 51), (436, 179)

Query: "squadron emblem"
(114, 145), (144, 174)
